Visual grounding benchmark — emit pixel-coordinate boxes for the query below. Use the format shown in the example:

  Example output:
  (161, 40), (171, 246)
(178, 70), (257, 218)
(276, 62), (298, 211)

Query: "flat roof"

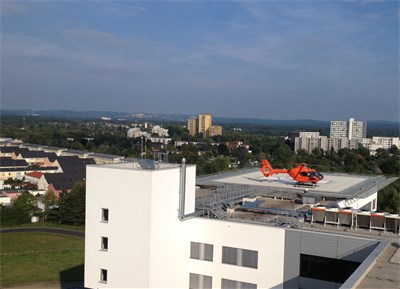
(89, 159), (183, 171)
(197, 168), (395, 200)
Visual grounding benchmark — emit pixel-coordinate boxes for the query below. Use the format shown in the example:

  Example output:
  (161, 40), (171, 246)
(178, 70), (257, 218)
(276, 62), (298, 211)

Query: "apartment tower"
(187, 117), (197, 136)
(198, 113), (212, 136)
(330, 118), (367, 140)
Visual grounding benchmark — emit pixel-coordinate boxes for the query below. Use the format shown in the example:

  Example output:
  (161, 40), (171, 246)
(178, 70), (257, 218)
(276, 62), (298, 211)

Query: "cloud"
(63, 29), (129, 47)
(1, 1), (398, 120)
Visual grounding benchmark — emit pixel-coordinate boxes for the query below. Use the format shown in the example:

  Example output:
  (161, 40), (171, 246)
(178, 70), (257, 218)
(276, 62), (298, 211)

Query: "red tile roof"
(26, 171), (43, 179)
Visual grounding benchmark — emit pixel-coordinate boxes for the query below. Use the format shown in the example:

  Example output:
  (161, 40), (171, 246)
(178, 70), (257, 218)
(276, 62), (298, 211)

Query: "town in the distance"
(1, 112), (399, 289)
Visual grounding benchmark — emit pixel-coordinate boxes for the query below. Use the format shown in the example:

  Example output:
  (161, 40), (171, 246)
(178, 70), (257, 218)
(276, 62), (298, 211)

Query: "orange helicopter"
(261, 159), (324, 186)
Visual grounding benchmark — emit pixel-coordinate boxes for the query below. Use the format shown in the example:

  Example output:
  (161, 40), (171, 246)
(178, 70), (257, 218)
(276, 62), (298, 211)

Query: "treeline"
(1, 116), (399, 214)
(0, 182), (85, 227)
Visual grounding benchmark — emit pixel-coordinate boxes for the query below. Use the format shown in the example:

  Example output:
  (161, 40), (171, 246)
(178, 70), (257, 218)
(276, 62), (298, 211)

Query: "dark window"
(300, 254), (361, 283)
(100, 269), (107, 283)
(101, 237), (108, 251)
(204, 243), (213, 261)
(221, 278), (257, 289)
(222, 246), (238, 265)
(102, 208), (109, 222)
(190, 242), (214, 261)
(242, 249), (258, 269)
(222, 246), (258, 269)
(189, 273), (212, 289)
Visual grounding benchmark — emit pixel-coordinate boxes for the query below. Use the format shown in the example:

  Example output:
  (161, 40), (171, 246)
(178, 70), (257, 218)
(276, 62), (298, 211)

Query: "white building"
(330, 121), (348, 139)
(85, 161), (389, 289)
(127, 128), (143, 138)
(151, 125), (169, 137)
(330, 118), (367, 141)
(294, 132), (328, 154)
(361, 137), (400, 155)
(348, 118), (366, 140)
(148, 137), (172, 145)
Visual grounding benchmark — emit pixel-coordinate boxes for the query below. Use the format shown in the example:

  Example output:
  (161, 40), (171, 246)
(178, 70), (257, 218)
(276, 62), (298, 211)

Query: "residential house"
(0, 146), (29, 157)
(15, 151), (57, 166)
(24, 171), (43, 185)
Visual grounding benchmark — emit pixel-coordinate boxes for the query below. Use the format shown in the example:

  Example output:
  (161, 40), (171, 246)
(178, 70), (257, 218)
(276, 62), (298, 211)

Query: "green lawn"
(0, 232), (84, 287)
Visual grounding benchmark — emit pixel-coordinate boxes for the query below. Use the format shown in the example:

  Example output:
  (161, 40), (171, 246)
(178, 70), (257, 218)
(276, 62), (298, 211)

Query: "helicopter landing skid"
(293, 182), (319, 188)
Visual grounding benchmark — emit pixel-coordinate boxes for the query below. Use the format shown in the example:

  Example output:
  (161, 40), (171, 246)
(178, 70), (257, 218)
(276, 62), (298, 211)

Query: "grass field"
(0, 232), (84, 287)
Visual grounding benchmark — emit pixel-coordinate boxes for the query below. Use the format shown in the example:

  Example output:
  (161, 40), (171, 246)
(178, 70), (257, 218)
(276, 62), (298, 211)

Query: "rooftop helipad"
(197, 168), (395, 200)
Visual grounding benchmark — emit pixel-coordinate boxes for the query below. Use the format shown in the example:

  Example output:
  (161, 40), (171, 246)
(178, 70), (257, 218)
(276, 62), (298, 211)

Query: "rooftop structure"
(85, 160), (399, 289)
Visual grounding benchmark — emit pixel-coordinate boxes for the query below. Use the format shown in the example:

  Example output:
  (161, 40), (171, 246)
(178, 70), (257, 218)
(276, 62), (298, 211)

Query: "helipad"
(197, 168), (395, 200)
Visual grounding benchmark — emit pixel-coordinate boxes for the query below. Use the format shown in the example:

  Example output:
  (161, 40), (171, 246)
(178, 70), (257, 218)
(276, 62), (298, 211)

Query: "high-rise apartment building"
(330, 121), (348, 138)
(348, 118), (367, 140)
(208, 125), (223, 137)
(187, 118), (197, 136)
(294, 132), (328, 154)
(198, 113), (212, 136)
(330, 118), (367, 140)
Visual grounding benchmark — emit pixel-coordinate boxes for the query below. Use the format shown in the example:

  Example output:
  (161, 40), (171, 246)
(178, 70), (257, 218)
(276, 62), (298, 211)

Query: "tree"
(0, 192), (38, 225)
(378, 179), (400, 213)
(13, 191), (37, 218)
(59, 182), (86, 226)
(232, 147), (250, 168)
(43, 190), (59, 222)
(217, 143), (229, 156)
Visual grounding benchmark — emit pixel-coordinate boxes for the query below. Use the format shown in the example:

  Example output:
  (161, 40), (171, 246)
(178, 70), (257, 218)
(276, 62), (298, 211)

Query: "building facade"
(348, 118), (367, 140)
(127, 128), (142, 138)
(330, 121), (348, 139)
(85, 161), (384, 289)
(330, 118), (367, 140)
(294, 132), (328, 154)
(187, 118), (198, 136)
(208, 125), (223, 137)
(361, 137), (400, 155)
(198, 113), (212, 136)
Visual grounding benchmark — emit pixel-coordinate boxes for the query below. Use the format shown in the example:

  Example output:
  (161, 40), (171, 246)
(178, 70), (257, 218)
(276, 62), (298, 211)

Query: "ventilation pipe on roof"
(178, 158), (202, 221)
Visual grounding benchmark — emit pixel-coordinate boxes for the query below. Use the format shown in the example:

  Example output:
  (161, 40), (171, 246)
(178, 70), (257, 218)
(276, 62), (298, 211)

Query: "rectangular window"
(222, 246), (258, 269)
(222, 246), (238, 265)
(189, 273), (212, 289)
(221, 278), (257, 289)
(190, 242), (213, 261)
(101, 208), (109, 222)
(242, 249), (258, 269)
(101, 236), (108, 251)
(100, 269), (107, 283)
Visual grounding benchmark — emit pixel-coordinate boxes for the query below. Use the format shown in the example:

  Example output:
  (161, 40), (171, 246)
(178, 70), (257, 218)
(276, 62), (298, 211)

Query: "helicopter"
(260, 159), (324, 186)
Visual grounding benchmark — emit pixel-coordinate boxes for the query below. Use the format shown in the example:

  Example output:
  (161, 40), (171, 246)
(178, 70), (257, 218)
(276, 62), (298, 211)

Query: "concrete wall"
(185, 218), (286, 289)
(85, 165), (153, 288)
(85, 163), (285, 289)
(283, 230), (378, 289)
(85, 163), (380, 289)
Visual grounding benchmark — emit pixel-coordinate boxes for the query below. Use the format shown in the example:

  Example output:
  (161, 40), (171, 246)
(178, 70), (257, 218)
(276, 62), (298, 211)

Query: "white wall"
(85, 163), (287, 289)
(338, 192), (378, 211)
(185, 218), (286, 289)
(85, 165), (153, 288)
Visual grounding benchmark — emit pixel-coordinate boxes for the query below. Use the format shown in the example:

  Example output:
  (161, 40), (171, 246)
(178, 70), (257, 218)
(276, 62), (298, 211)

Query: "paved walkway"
(2, 282), (85, 289)
(0, 227), (84, 238)
(357, 241), (400, 289)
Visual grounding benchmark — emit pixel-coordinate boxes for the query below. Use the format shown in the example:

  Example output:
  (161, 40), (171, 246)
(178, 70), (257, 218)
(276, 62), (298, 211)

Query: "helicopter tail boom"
(261, 159), (288, 177)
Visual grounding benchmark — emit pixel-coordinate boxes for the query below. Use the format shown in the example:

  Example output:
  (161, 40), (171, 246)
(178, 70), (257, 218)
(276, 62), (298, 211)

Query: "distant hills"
(1, 109), (399, 130)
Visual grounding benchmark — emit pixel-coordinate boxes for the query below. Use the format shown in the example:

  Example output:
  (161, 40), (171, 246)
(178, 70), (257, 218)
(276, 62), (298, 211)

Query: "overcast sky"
(1, 0), (399, 121)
